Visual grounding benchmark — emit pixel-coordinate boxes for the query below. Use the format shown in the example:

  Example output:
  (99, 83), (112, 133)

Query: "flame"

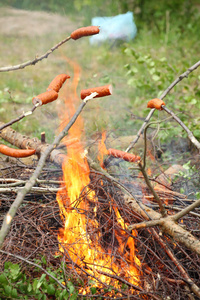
(56, 58), (141, 294)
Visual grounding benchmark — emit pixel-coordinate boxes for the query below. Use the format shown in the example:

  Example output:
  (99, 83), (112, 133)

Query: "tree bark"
(0, 121), (66, 167)
(125, 195), (200, 256)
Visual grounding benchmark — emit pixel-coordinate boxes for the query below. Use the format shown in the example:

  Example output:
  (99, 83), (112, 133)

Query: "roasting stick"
(0, 74), (70, 132)
(0, 92), (98, 247)
(125, 59), (200, 153)
(161, 105), (200, 150)
(146, 98), (200, 150)
(0, 103), (40, 132)
(0, 26), (100, 72)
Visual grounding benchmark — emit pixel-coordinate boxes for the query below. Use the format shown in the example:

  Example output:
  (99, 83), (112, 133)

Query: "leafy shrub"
(0, 260), (78, 299)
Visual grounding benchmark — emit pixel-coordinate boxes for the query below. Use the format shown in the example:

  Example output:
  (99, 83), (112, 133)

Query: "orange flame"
(56, 58), (141, 294)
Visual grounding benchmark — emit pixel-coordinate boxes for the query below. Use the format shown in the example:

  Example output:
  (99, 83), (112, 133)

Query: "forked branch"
(126, 59), (200, 152)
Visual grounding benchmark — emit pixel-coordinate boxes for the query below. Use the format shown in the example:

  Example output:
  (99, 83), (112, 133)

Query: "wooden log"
(0, 122), (66, 167)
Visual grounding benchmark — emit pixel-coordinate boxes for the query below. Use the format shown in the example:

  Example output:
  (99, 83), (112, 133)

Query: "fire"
(56, 58), (141, 295)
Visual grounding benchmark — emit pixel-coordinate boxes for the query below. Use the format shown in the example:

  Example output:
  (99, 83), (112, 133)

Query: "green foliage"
(0, 260), (79, 299)
(123, 43), (200, 141)
(173, 161), (200, 198)
(178, 161), (196, 179)
(1, 0), (199, 27)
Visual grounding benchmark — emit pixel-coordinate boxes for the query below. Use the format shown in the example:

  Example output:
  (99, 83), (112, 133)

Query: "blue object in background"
(90, 11), (137, 45)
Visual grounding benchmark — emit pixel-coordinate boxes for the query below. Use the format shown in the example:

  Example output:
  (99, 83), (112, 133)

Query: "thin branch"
(0, 178), (64, 187)
(151, 229), (200, 298)
(96, 270), (163, 300)
(128, 219), (162, 230)
(128, 199), (200, 228)
(0, 250), (66, 289)
(165, 204), (200, 218)
(138, 161), (167, 217)
(0, 36), (71, 72)
(136, 120), (167, 216)
(172, 198), (200, 222)
(126, 59), (200, 152)
(162, 105), (200, 150)
(0, 103), (39, 132)
(0, 186), (63, 194)
(0, 93), (97, 248)
(142, 120), (161, 169)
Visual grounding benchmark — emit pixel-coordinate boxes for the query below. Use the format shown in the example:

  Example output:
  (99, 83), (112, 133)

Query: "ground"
(0, 7), (79, 37)
(0, 6), (131, 144)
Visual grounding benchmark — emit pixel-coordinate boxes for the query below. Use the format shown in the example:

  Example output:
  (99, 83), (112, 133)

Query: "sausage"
(71, 26), (100, 40)
(147, 98), (165, 110)
(32, 90), (58, 106)
(108, 148), (141, 163)
(0, 144), (36, 158)
(47, 74), (70, 92)
(81, 84), (112, 100)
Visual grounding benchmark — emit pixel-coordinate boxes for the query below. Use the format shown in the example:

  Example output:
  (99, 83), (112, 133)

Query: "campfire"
(0, 25), (200, 300)
(56, 59), (142, 295)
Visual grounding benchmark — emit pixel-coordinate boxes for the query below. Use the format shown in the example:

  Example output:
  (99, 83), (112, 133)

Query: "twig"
(138, 161), (167, 217)
(126, 59), (200, 152)
(137, 121), (167, 217)
(127, 219), (162, 230)
(0, 178), (64, 187)
(0, 103), (39, 132)
(0, 92), (97, 248)
(0, 186), (63, 194)
(0, 36), (71, 72)
(162, 105), (200, 150)
(0, 249), (66, 290)
(151, 229), (200, 298)
(96, 270), (140, 292)
(165, 204), (200, 218)
(171, 198), (200, 222)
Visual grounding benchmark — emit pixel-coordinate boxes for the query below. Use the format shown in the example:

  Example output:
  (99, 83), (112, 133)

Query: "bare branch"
(0, 186), (63, 194)
(0, 36), (71, 72)
(126, 195), (200, 256)
(172, 198), (200, 222)
(127, 219), (162, 230)
(126, 59), (200, 152)
(0, 103), (39, 132)
(137, 120), (167, 216)
(138, 161), (167, 217)
(162, 105), (200, 150)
